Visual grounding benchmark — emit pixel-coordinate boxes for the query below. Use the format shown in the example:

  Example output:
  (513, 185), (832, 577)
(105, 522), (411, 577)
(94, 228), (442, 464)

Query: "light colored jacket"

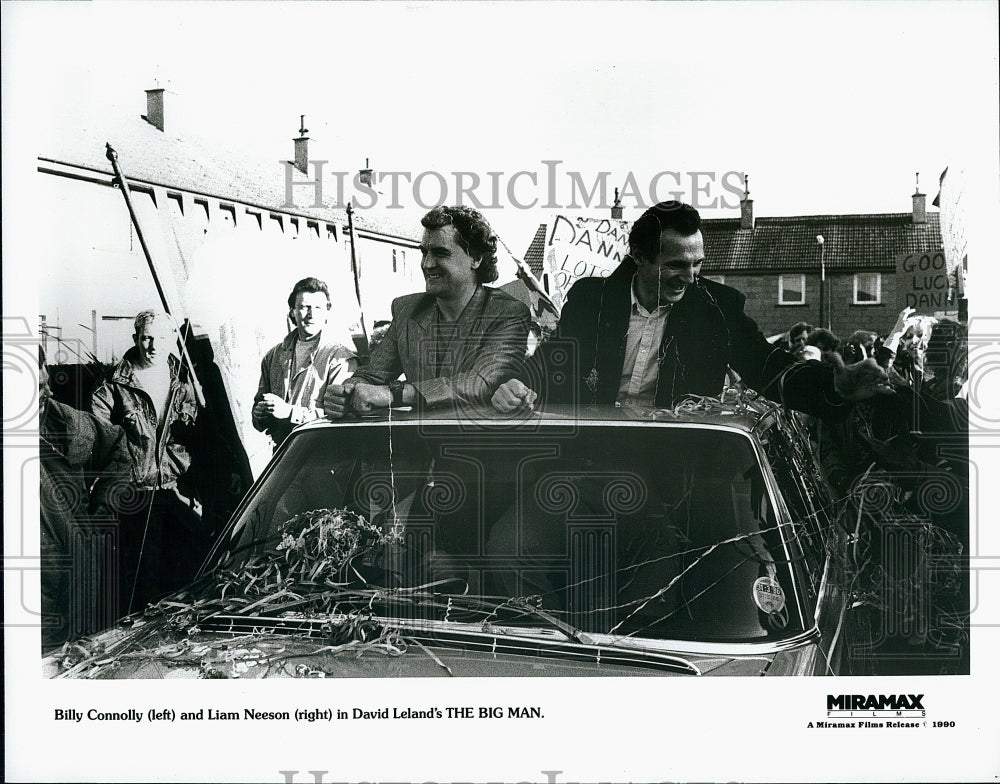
(253, 330), (356, 444)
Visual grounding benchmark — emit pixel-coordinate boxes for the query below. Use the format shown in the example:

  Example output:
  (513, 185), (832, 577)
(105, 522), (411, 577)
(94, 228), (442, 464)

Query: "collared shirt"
(617, 279), (672, 407)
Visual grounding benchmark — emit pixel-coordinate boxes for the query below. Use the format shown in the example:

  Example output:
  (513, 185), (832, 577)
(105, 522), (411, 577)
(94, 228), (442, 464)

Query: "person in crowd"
(804, 327), (840, 360)
(876, 307), (936, 391)
(786, 320), (814, 359)
(252, 277), (356, 447)
(40, 348), (131, 648)
(324, 206), (530, 416)
(921, 319), (968, 401)
(892, 322), (932, 390)
(492, 200), (891, 417)
(842, 329), (879, 364)
(90, 309), (206, 611)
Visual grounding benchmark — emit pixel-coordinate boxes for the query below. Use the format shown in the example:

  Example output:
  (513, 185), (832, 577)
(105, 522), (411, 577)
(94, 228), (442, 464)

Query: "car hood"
(44, 620), (785, 679)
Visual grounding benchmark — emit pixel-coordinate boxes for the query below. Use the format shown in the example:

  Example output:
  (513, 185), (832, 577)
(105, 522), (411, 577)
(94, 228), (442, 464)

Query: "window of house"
(778, 274), (806, 305)
(853, 272), (881, 304)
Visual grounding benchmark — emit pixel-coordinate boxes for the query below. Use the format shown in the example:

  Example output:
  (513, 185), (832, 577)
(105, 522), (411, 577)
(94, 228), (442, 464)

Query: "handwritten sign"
(542, 215), (630, 309)
(896, 250), (952, 313)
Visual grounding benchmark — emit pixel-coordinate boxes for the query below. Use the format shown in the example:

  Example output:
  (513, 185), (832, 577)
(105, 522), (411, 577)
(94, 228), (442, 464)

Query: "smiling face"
(420, 225), (480, 304)
(291, 290), (331, 340)
(635, 228), (705, 306)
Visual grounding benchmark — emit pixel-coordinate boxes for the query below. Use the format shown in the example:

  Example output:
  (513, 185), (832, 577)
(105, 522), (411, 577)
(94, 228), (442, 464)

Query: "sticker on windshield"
(752, 576), (786, 614)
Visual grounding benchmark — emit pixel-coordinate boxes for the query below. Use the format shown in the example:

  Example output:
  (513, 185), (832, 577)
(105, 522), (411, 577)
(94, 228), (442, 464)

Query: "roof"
(700, 212), (942, 274)
(293, 398), (777, 435)
(523, 223), (548, 277)
(38, 111), (421, 243)
(523, 211), (941, 278)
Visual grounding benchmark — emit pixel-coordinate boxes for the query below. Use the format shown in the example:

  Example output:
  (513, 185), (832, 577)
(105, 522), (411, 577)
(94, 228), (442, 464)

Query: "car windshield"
(207, 421), (806, 644)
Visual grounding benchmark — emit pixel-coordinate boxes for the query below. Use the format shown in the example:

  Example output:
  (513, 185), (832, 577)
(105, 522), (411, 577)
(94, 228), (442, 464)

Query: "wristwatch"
(388, 380), (406, 407)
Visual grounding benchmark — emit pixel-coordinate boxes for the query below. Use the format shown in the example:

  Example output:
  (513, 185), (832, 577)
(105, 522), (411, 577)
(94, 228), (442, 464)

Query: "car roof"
(296, 397), (782, 436)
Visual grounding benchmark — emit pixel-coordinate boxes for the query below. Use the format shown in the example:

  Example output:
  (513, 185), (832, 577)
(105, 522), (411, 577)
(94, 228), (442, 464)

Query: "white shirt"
(132, 361), (173, 422)
(617, 279), (672, 407)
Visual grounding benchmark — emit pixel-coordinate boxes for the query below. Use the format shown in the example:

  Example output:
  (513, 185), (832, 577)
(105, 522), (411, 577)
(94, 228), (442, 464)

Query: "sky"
(4, 1), (998, 254)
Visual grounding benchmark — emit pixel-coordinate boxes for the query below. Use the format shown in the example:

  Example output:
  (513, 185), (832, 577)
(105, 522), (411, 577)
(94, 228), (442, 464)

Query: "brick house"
(699, 189), (945, 338)
(524, 188), (945, 340)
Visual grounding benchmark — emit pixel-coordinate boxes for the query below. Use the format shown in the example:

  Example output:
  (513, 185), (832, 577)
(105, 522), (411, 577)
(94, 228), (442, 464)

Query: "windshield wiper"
(482, 598), (596, 645)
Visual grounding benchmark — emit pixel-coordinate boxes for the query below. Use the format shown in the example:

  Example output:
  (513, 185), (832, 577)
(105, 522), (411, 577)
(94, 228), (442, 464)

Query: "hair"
(847, 329), (877, 345)
(805, 327), (840, 354)
(421, 206), (499, 284)
(287, 277), (331, 310)
(841, 330), (879, 364)
(789, 321), (813, 339)
(134, 308), (163, 334)
(628, 201), (702, 261)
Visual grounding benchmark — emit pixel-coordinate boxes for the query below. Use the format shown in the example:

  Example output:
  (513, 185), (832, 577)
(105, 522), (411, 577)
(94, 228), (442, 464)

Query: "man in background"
(253, 277), (356, 446)
(91, 309), (205, 611)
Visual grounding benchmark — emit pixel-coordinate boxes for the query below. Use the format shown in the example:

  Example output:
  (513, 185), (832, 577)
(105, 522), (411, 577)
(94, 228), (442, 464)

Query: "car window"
(213, 423), (807, 643)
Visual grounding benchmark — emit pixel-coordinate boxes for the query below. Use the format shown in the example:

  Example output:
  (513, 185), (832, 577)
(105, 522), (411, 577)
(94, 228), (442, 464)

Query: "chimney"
(293, 115), (309, 175)
(142, 88), (165, 132)
(740, 173), (754, 229)
(912, 172), (926, 224)
(359, 157), (374, 187)
(610, 187), (623, 220)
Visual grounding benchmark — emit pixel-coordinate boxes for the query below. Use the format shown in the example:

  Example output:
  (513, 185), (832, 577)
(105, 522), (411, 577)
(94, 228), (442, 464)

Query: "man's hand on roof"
(324, 379), (359, 419)
(830, 354), (895, 401)
(348, 382), (392, 414)
(491, 378), (538, 413)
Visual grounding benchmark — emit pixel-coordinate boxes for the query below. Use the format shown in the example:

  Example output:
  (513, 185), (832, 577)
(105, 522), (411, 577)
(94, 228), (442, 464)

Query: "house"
(37, 86), (421, 474)
(699, 183), (947, 337)
(522, 181), (948, 339)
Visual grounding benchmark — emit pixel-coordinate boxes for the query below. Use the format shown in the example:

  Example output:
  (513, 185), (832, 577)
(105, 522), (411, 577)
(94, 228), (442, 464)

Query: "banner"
(895, 249), (956, 314)
(542, 215), (630, 309)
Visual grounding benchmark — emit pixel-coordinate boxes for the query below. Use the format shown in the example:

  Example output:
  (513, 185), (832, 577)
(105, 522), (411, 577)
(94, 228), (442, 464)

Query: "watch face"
(390, 382), (404, 406)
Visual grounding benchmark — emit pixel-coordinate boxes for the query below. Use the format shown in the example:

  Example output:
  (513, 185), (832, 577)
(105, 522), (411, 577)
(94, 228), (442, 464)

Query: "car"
(44, 394), (961, 678)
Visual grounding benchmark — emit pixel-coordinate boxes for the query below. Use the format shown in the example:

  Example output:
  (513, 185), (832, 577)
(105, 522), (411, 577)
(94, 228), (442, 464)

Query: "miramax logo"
(827, 694), (924, 710)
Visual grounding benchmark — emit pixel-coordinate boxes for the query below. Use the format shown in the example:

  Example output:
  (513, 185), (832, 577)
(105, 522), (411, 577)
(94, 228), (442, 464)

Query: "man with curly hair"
(325, 205), (529, 415)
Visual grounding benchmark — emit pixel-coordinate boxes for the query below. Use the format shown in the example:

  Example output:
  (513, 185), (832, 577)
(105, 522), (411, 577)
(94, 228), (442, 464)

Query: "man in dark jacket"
(493, 200), (890, 417)
(325, 206), (530, 415)
(90, 309), (206, 611)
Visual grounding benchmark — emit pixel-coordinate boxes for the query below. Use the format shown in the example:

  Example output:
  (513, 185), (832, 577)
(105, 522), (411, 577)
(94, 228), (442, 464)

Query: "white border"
(5, 2), (1000, 782)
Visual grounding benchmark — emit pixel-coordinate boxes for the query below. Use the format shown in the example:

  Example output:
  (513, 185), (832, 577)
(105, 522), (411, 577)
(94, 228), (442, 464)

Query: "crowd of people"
(780, 309), (968, 403)
(39, 200), (968, 656)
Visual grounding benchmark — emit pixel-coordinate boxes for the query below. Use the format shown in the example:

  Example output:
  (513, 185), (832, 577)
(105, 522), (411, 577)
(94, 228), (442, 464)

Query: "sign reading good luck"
(542, 215), (630, 309)
(896, 250), (953, 313)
